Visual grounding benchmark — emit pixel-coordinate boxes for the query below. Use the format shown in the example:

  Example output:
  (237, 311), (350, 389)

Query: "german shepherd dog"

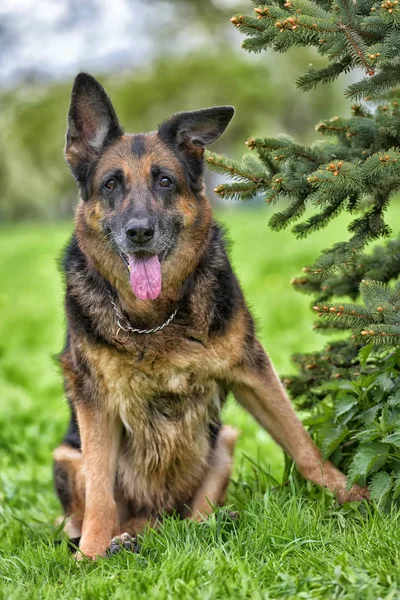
(54, 73), (368, 560)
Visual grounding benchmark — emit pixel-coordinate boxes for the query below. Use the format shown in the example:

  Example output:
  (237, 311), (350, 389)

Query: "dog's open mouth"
(121, 253), (162, 301)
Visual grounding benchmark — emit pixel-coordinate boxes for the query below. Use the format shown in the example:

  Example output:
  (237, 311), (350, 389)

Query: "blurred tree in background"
(0, 0), (346, 220)
(208, 0), (400, 504)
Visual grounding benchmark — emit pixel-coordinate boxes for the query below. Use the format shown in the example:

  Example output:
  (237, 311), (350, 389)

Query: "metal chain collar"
(108, 290), (178, 342)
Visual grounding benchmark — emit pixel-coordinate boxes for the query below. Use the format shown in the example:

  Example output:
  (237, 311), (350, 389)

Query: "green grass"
(1, 208), (400, 599)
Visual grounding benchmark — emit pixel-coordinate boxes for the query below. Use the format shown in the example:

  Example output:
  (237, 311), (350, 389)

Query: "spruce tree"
(208, 0), (400, 504)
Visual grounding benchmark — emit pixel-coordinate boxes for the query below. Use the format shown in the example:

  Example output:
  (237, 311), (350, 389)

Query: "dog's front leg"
(75, 404), (121, 560)
(229, 340), (369, 503)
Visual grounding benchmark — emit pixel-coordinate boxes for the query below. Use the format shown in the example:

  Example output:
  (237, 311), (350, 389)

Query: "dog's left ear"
(65, 72), (123, 182)
(158, 106), (234, 153)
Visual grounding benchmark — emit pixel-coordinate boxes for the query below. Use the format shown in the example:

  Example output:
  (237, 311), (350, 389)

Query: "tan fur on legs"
(75, 406), (122, 560)
(53, 446), (156, 542)
(231, 348), (369, 502)
(190, 425), (239, 521)
(53, 445), (86, 538)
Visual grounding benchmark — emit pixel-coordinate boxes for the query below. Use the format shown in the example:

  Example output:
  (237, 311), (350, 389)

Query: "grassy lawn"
(1, 207), (400, 599)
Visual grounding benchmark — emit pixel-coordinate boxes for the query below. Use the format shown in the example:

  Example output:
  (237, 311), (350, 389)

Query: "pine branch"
(206, 152), (268, 183)
(297, 56), (353, 91)
(346, 65), (400, 99)
(292, 236), (400, 302)
(213, 181), (264, 201)
(233, 2), (400, 98)
(338, 21), (375, 73)
(269, 196), (308, 229)
(312, 280), (400, 345)
(292, 194), (346, 237)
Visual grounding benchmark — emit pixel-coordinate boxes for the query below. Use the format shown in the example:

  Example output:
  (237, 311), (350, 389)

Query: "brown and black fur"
(54, 73), (368, 560)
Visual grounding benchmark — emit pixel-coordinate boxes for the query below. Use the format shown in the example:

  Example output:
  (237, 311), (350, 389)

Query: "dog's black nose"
(125, 218), (155, 245)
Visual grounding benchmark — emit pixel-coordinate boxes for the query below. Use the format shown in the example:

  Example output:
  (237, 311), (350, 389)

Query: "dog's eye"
(104, 179), (117, 190)
(159, 176), (173, 188)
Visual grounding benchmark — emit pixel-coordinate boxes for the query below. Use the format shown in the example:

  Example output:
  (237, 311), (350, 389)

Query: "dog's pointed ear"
(65, 73), (123, 178)
(158, 106), (234, 152)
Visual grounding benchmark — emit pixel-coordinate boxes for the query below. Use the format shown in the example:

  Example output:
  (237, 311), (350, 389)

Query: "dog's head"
(65, 73), (234, 301)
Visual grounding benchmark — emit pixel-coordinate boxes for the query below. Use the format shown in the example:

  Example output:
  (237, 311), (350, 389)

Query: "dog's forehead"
(95, 132), (184, 181)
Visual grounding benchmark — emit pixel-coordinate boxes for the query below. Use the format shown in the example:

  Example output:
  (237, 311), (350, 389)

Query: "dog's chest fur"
(85, 341), (223, 514)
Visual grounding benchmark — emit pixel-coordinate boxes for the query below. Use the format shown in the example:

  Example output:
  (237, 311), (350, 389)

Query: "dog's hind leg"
(189, 425), (239, 521)
(53, 444), (86, 539)
(118, 515), (157, 537)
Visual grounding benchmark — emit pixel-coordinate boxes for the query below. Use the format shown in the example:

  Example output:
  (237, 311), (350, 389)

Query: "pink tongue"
(128, 254), (162, 300)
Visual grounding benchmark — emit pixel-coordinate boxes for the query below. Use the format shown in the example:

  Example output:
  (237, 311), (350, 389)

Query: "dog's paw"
(74, 548), (105, 561)
(107, 532), (139, 556)
(73, 542), (108, 561)
(337, 483), (370, 503)
(227, 510), (240, 521)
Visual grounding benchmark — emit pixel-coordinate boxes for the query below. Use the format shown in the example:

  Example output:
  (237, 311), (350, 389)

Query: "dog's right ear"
(65, 73), (123, 184)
